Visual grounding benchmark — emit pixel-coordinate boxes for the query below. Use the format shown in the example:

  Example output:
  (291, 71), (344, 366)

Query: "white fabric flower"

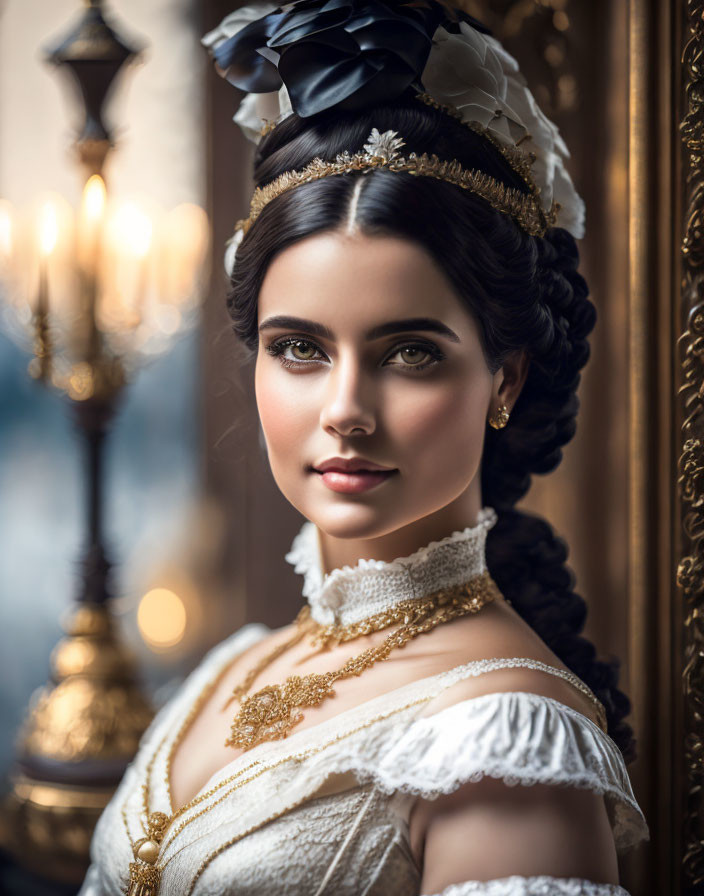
(423, 24), (584, 238)
(224, 227), (245, 276)
(423, 25), (526, 141)
(233, 84), (293, 144)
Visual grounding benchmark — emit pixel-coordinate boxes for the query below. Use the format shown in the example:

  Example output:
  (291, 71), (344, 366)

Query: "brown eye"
(291, 340), (317, 360)
(384, 342), (444, 373)
(265, 336), (327, 368)
(398, 346), (430, 366)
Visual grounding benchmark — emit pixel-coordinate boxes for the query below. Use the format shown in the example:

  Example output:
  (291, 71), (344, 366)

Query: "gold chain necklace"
(123, 572), (498, 895)
(222, 572), (499, 750)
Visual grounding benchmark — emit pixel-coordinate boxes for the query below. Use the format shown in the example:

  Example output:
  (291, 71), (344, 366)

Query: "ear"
(489, 349), (530, 415)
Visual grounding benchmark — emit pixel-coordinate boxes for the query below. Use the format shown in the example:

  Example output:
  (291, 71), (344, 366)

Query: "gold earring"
(488, 404), (510, 429)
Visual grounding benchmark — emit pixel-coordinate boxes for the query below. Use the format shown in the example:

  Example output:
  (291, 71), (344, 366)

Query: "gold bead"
(136, 839), (160, 864)
(146, 811), (169, 840)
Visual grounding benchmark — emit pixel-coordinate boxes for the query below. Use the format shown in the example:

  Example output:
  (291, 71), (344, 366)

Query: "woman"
(79, 2), (649, 894)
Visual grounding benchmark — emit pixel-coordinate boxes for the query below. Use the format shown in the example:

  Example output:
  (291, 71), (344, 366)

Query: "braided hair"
(226, 97), (636, 763)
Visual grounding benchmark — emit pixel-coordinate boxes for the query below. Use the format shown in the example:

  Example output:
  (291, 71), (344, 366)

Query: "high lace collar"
(285, 507), (498, 627)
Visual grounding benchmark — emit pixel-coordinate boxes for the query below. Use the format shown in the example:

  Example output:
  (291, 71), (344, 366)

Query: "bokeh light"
(137, 587), (187, 650)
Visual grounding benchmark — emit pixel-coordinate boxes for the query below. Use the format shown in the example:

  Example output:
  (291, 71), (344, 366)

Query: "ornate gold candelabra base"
(1, 777), (117, 884)
(0, 604), (154, 884)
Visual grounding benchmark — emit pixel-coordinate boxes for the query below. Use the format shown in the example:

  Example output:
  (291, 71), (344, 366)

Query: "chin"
(304, 502), (409, 541)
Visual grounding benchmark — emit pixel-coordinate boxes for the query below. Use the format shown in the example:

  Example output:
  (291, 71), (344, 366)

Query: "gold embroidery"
(224, 574), (499, 750)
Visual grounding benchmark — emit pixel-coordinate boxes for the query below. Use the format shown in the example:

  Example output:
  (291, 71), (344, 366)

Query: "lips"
(314, 457), (394, 474)
(311, 457), (397, 494)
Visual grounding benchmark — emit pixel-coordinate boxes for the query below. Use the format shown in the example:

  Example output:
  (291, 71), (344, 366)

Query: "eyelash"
(265, 337), (446, 373)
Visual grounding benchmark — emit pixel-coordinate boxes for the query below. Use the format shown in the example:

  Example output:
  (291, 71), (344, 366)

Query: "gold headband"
(235, 111), (559, 240)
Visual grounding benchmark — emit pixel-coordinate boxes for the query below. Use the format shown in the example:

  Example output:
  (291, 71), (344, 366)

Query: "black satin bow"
(212, 0), (492, 118)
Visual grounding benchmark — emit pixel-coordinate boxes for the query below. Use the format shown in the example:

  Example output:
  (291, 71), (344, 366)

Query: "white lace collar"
(285, 507), (498, 626)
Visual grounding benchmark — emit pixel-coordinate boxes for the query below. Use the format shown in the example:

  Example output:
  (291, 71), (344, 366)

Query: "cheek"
(386, 375), (489, 472)
(255, 360), (315, 463)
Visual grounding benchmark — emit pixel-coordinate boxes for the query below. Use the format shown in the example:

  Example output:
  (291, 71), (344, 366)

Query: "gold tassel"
(125, 860), (161, 896)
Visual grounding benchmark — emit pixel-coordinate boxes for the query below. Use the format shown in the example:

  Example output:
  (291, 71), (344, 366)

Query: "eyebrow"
(366, 318), (461, 342)
(258, 315), (461, 343)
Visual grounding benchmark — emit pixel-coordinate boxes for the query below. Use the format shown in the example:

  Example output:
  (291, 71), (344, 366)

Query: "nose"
(319, 354), (376, 437)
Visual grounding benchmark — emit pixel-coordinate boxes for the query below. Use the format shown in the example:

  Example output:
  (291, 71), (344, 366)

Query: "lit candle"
(125, 202), (152, 316)
(105, 200), (153, 330)
(79, 175), (107, 269)
(37, 200), (58, 313)
(33, 201), (58, 380)
(78, 174), (106, 356)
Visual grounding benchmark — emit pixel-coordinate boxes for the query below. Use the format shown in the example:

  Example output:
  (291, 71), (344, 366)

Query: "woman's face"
(255, 231), (515, 546)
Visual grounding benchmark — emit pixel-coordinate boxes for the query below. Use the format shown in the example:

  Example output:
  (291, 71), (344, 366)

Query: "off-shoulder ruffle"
(156, 675), (648, 860)
(285, 690), (648, 854)
(428, 877), (630, 895)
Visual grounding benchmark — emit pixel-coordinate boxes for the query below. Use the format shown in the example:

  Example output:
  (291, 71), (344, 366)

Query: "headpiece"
(203, 1), (585, 272)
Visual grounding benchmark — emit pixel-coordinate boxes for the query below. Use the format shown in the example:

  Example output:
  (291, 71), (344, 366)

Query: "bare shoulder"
(407, 600), (617, 888)
(415, 774), (619, 891)
(415, 595), (602, 727)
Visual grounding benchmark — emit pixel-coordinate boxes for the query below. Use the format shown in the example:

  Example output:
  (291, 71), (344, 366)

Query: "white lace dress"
(78, 508), (649, 896)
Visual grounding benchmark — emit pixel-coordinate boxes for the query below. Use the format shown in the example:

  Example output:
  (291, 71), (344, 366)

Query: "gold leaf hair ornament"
(231, 127), (556, 256)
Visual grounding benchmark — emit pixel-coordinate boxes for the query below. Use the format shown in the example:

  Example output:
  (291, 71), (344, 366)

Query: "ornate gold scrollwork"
(679, 1), (704, 890)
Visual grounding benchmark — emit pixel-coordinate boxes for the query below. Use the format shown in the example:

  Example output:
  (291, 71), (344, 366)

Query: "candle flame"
(82, 175), (107, 224)
(128, 204), (152, 259)
(110, 200), (153, 259)
(38, 201), (58, 257)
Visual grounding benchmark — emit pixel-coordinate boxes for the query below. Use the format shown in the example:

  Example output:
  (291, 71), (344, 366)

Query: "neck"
(316, 486), (483, 574)
(286, 499), (496, 628)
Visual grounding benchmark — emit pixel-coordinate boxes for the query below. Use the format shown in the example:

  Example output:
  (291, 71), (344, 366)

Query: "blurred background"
(0, 0), (208, 781)
(0, 0), (636, 893)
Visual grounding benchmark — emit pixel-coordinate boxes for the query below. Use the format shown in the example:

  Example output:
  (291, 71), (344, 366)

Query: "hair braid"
(482, 226), (636, 762)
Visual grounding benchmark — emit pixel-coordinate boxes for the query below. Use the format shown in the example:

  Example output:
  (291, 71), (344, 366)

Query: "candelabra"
(0, 0), (209, 886)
